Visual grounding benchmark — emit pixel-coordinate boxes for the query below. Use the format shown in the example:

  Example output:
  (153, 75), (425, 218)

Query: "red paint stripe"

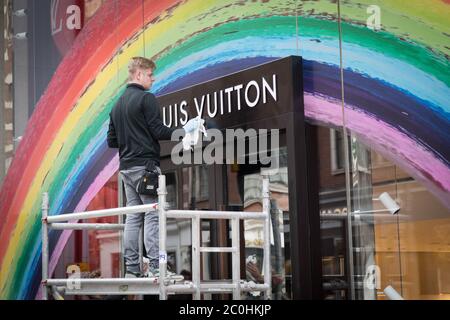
(0, 0), (179, 267)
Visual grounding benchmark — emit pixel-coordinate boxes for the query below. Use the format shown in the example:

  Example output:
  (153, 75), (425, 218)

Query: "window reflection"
(318, 125), (450, 300)
(182, 165), (209, 210)
(180, 165), (213, 299)
(227, 146), (292, 300)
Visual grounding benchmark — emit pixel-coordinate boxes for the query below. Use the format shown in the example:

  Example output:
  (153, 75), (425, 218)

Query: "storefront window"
(159, 169), (190, 280)
(226, 146), (291, 300)
(351, 146), (450, 300)
(318, 125), (450, 300)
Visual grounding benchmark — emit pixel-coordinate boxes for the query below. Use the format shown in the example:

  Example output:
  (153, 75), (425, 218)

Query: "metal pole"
(136, 226), (144, 301)
(262, 176), (272, 300)
(118, 174), (125, 278)
(231, 217), (240, 300)
(46, 203), (158, 223)
(41, 177), (277, 299)
(337, 0), (355, 300)
(46, 278), (164, 285)
(158, 174), (168, 300)
(139, 226), (144, 278)
(270, 203), (283, 300)
(192, 215), (201, 300)
(49, 223), (125, 230)
(166, 210), (265, 220)
(41, 192), (49, 300)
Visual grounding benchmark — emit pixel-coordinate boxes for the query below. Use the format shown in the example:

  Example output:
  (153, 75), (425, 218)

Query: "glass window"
(226, 146), (291, 300)
(165, 171), (178, 210)
(330, 128), (345, 174)
(163, 165), (210, 283)
(359, 154), (450, 300)
(182, 165), (209, 210)
(164, 169), (191, 276)
(318, 125), (450, 300)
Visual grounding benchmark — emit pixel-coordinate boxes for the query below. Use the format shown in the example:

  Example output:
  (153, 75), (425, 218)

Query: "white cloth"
(182, 116), (207, 150)
(183, 117), (200, 133)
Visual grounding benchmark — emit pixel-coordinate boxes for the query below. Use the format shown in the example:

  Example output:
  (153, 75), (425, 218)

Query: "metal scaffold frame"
(41, 174), (272, 300)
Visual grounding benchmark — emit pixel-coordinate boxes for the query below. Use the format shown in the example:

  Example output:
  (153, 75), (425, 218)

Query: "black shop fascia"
(156, 56), (322, 299)
(157, 55), (304, 134)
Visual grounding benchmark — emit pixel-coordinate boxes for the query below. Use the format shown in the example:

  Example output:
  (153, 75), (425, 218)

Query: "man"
(107, 57), (198, 278)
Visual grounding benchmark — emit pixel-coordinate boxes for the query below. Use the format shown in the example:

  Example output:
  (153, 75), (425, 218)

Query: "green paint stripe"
(337, 0), (450, 57)
(156, 16), (449, 85)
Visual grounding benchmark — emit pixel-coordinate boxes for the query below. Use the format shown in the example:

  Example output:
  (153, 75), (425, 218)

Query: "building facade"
(0, 0), (449, 300)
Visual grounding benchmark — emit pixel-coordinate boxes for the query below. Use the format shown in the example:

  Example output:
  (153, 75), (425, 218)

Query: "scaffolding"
(41, 174), (272, 300)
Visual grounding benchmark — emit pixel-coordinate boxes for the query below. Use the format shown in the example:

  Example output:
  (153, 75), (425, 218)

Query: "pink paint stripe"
(36, 154), (119, 299)
(304, 93), (450, 208)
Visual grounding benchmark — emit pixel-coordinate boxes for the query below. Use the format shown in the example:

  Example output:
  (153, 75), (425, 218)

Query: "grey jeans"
(120, 165), (161, 273)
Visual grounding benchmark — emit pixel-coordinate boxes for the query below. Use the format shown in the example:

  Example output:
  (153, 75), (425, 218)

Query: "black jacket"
(107, 83), (177, 170)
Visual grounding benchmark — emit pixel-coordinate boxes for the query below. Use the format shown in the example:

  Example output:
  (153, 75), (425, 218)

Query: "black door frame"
(159, 117), (321, 300)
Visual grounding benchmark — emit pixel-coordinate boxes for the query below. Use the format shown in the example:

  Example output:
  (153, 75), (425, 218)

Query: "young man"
(107, 57), (198, 278)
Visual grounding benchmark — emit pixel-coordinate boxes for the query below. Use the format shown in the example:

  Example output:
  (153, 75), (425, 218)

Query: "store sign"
(158, 56), (302, 130)
(162, 74), (278, 127)
(51, 0), (84, 55)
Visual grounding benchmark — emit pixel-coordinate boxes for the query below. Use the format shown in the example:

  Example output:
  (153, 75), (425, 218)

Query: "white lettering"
(234, 84), (243, 110)
(224, 87), (234, 113)
(66, 5), (82, 30)
(219, 89), (224, 115)
(208, 92), (218, 118)
(365, 265), (381, 290)
(179, 100), (188, 125)
(162, 106), (172, 127)
(194, 95), (205, 117)
(245, 80), (260, 107)
(367, 5), (381, 31)
(66, 265), (81, 290)
(203, 129), (223, 164)
(162, 73), (279, 127)
(178, 304), (214, 317)
(174, 103), (178, 127)
(171, 129), (190, 165)
(262, 74), (277, 103)
(171, 128), (279, 170)
(51, 0), (63, 35)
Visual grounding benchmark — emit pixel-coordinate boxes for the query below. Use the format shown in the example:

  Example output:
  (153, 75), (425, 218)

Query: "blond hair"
(128, 57), (156, 81)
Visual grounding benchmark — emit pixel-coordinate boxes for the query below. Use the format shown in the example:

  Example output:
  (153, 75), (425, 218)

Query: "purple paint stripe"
(35, 154), (119, 299)
(304, 93), (450, 208)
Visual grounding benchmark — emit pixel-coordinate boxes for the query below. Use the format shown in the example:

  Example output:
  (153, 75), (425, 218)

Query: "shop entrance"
(157, 56), (321, 299)
(160, 129), (293, 299)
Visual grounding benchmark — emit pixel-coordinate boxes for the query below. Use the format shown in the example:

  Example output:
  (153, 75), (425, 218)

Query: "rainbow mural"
(0, 0), (448, 299)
